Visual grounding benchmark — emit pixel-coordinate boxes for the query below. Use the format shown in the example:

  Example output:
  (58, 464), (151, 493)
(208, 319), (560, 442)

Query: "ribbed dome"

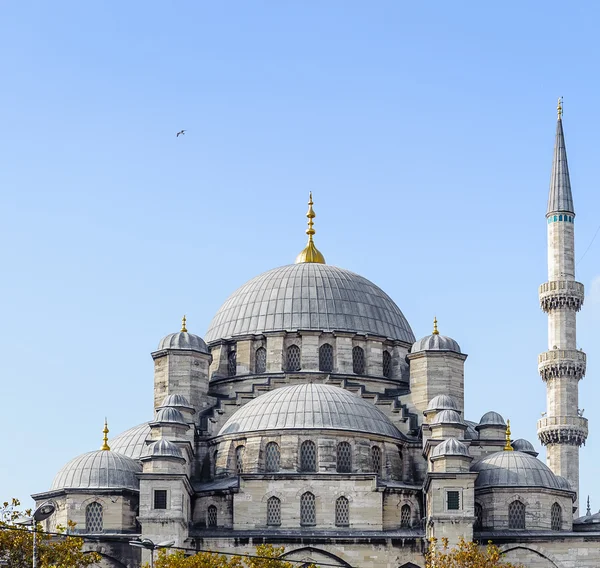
(110, 423), (151, 460)
(511, 438), (539, 457)
(218, 383), (402, 438)
(430, 409), (464, 425)
(149, 439), (184, 459)
(159, 394), (193, 409)
(154, 407), (188, 425)
(431, 438), (470, 458)
(157, 332), (209, 353)
(205, 264), (414, 344)
(426, 395), (459, 412)
(412, 334), (461, 353)
(51, 450), (142, 491)
(471, 451), (568, 491)
(477, 411), (506, 427)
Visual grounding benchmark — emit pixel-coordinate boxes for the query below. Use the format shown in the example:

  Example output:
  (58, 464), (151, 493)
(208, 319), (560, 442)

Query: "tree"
(425, 538), (523, 568)
(0, 498), (101, 568)
(150, 544), (317, 568)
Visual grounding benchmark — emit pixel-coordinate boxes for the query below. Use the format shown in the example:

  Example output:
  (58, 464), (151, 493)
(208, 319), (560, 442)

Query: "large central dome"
(205, 263), (414, 344)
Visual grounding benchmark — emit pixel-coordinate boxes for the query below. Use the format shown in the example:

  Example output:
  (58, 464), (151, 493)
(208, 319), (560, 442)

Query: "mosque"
(32, 102), (599, 568)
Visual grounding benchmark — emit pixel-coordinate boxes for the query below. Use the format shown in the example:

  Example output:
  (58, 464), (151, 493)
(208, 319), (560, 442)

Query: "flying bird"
(176, 130), (186, 137)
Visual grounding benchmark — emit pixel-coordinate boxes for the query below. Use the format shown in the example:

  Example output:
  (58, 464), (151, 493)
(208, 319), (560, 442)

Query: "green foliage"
(425, 538), (523, 568)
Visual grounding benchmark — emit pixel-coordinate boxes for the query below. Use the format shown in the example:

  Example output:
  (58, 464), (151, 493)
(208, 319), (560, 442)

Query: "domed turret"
(427, 395), (459, 413)
(511, 438), (539, 457)
(148, 439), (184, 460)
(411, 317), (461, 353)
(154, 406), (188, 426)
(431, 410), (464, 425)
(478, 411), (506, 427)
(157, 316), (209, 353)
(431, 437), (470, 458)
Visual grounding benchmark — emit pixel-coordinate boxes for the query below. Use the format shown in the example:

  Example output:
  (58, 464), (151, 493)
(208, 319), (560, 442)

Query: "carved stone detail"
(539, 280), (584, 312)
(538, 349), (586, 381)
(537, 415), (588, 447)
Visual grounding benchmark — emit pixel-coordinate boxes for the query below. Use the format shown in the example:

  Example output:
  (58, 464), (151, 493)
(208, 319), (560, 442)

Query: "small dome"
(110, 423), (152, 460)
(477, 411), (506, 427)
(149, 439), (184, 459)
(426, 395), (459, 412)
(471, 451), (570, 491)
(511, 438), (539, 457)
(160, 394), (193, 409)
(430, 409), (464, 425)
(431, 438), (470, 458)
(555, 476), (572, 491)
(157, 331), (209, 354)
(154, 407), (188, 425)
(412, 320), (461, 353)
(51, 450), (142, 491)
(464, 420), (480, 440)
(219, 383), (402, 438)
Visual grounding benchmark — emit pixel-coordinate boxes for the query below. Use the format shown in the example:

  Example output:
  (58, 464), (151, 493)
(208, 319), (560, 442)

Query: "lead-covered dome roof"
(218, 383), (402, 438)
(205, 263), (414, 344)
(51, 450), (142, 491)
(157, 331), (209, 354)
(110, 423), (152, 460)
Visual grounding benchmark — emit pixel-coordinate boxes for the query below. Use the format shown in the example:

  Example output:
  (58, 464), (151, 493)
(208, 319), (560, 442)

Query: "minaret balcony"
(537, 415), (588, 447)
(539, 280), (584, 312)
(538, 349), (586, 381)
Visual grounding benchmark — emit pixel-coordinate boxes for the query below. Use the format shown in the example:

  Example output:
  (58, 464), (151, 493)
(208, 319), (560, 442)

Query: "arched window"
(300, 492), (316, 526)
(235, 445), (245, 474)
(286, 344), (301, 372)
(400, 504), (411, 528)
(300, 440), (317, 472)
(85, 502), (103, 533)
(508, 500), (525, 529)
(212, 450), (218, 479)
(551, 502), (562, 531)
(319, 343), (333, 372)
(265, 442), (280, 472)
(267, 496), (281, 526)
(207, 505), (217, 527)
(228, 350), (237, 377)
(336, 442), (352, 473)
(371, 446), (382, 475)
(335, 496), (349, 527)
(255, 347), (267, 374)
(352, 346), (365, 374)
(474, 502), (483, 530)
(383, 350), (392, 378)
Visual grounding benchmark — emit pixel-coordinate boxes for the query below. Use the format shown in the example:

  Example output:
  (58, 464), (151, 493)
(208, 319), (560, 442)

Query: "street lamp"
(15, 501), (56, 568)
(130, 538), (175, 568)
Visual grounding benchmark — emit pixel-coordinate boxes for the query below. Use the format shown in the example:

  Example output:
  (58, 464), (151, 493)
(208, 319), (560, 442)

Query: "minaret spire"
(295, 192), (326, 264)
(548, 97), (574, 215)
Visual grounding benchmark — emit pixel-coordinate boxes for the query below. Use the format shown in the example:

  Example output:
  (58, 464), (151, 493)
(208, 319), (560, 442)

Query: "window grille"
(154, 490), (167, 510)
(85, 502), (103, 533)
(400, 504), (411, 528)
(319, 343), (333, 372)
(267, 497), (281, 526)
(335, 497), (350, 527)
(265, 442), (280, 472)
(286, 345), (301, 372)
(474, 502), (483, 530)
(300, 440), (317, 472)
(228, 350), (237, 377)
(508, 500), (525, 529)
(352, 346), (365, 374)
(371, 446), (382, 475)
(383, 350), (392, 378)
(235, 445), (245, 474)
(300, 492), (316, 526)
(336, 442), (352, 473)
(551, 502), (562, 531)
(447, 491), (460, 510)
(255, 347), (267, 374)
(207, 505), (217, 527)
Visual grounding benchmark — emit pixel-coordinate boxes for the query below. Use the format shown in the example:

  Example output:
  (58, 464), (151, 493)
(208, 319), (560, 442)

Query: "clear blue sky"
(1, 1), (599, 511)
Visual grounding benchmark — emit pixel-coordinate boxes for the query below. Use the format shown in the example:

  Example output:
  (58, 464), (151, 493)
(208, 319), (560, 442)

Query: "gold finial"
(557, 97), (563, 120)
(181, 315), (187, 333)
(101, 418), (110, 451)
(432, 316), (439, 335)
(295, 192), (326, 264)
(504, 419), (513, 451)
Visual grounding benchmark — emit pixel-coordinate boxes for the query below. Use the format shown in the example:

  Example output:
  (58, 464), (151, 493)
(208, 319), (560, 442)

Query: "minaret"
(537, 98), (587, 512)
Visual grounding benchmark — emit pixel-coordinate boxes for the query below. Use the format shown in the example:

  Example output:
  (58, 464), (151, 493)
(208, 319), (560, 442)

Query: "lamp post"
(15, 501), (56, 568)
(130, 538), (175, 568)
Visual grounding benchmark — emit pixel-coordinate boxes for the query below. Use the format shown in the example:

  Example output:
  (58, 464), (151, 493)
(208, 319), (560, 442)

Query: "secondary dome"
(205, 263), (414, 344)
(51, 450), (142, 491)
(426, 395), (459, 412)
(471, 451), (569, 491)
(218, 383), (402, 438)
(110, 423), (152, 460)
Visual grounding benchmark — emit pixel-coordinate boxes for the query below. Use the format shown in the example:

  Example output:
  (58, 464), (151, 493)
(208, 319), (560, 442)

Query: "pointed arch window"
(300, 440), (317, 472)
(207, 505), (217, 527)
(300, 492), (316, 526)
(400, 504), (411, 528)
(508, 500), (525, 529)
(551, 502), (562, 531)
(335, 496), (349, 527)
(371, 446), (382, 475)
(265, 442), (280, 472)
(474, 502), (483, 530)
(352, 346), (365, 374)
(383, 350), (392, 378)
(227, 350), (237, 377)
(235, 445), (245, 474)
(336, 442), (352, 473)
(267, 496), (281, 526)
(286, 345), (301, 372)
(319, 343), (333, 372)
(85, 502), (103, 533)
(255, 347), (267, 374)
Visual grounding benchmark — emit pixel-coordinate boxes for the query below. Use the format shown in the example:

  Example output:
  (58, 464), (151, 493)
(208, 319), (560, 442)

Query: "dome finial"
(504, 419), (513, 451)
(557, 96), (563, 120)
(101, 418), (110, 451)
(181, 314), (188, 333)
(432, 316), (439, 335)
(295, 192), (326, 264)
(587, 495), (591, 516)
